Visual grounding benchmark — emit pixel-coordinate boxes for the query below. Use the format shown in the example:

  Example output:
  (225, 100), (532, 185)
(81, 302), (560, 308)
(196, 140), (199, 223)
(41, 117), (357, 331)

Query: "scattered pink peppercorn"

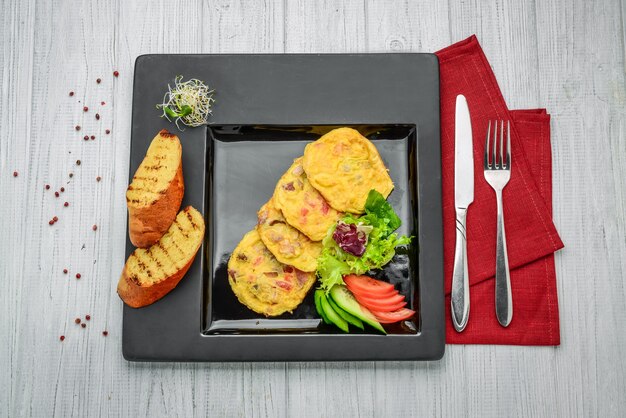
(76, 160), (81, 166)
(13, 171), (18, 177)
(45, 184), (50, 190)
(113, 71), (119, 77)
(53, 216), (58, 222)
(75, 125), (81, 131)
(64, 202), (69, 207)
(63, 269), (68, 274)
(101, 101), (106, 105)
(95, 113), (100, 120)
(96, 78), (101, 84)
(81, 323), (86, 329)
(92, 225), (98, 231)
(75, 318), (81, 324)
(83, 106), (88, 112)
(60, 187), (65, 192)
(85, 315), (91, 321)
(84, 135), (89, 141)
(48, 220), (54, 225)
(60, 335), (65, 341)
(90, 135), (95, 140)
(69, 91), (74, 96)
(102, 331), (108, 336)
(105, 129), (110, 135)
(75, 273), (81, 279)
(96, 176), (101, 182)
(55, 191), (59, 197)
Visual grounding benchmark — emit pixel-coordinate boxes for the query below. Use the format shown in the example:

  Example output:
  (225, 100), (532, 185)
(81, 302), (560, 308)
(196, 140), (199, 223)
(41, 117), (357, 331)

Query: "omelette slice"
(228, 229), (316, 317)
(273, 157), (342, 241)
(302, 127), (394, 213)
(256, 199), (322, 272)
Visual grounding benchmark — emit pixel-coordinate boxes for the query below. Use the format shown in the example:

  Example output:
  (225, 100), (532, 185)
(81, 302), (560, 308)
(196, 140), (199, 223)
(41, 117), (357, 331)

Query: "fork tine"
(484, 120), (491, 168)
(492, 120), (498, 168)
(499, 120), (504, 169)
(506, 120), (511, 169)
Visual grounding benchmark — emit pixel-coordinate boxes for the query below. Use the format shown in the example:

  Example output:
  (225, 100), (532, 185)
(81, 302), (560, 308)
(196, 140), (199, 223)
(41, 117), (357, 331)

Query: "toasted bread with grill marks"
(127, 129), (184, 248)
(118, 206), (205, 308)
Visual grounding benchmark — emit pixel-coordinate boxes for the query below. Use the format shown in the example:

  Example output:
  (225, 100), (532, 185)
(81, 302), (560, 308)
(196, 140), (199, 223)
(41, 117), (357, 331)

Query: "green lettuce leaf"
(316, 190), (412, 291)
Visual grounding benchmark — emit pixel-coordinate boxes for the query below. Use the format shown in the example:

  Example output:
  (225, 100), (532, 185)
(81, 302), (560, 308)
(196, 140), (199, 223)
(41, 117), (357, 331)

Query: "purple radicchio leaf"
(332, 221), (367, 256)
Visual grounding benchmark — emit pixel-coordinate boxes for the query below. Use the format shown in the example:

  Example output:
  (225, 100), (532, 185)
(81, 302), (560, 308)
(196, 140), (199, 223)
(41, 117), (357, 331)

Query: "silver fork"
(484, 120), (513, 327)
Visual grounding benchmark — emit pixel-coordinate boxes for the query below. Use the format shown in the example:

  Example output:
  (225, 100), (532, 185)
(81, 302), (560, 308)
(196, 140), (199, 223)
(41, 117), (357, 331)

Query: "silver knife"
(451, 94), (474, 332)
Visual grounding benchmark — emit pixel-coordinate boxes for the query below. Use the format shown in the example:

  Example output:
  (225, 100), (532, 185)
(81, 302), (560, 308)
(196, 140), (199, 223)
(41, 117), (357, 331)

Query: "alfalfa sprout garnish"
(156, 76), (215, 130)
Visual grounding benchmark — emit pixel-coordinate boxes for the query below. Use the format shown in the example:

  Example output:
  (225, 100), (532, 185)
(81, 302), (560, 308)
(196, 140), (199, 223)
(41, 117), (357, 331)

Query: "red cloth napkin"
(435, 36), (563, 345)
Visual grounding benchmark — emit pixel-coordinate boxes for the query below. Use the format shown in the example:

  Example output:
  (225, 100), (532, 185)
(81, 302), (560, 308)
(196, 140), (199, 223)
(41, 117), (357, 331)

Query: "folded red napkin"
(435, 36), (564, 345)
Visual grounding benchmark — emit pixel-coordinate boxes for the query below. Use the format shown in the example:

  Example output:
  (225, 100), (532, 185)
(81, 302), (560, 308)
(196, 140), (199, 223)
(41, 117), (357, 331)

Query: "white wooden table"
(2, 0), (625, 416)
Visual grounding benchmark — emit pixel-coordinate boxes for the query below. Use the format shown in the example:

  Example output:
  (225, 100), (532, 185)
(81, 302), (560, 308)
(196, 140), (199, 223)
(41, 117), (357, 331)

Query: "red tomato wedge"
(370, 308), (416, 324)
(343, 275), (396, 296)
(352, 296), (406, 313)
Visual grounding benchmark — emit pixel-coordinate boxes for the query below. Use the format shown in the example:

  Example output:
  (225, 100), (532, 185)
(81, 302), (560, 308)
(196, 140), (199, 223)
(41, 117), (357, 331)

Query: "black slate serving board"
(124, 54), (443, 361)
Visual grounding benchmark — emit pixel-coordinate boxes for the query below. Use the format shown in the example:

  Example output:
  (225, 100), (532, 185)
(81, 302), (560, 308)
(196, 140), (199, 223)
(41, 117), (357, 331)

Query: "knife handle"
(451, 207), (470, 332)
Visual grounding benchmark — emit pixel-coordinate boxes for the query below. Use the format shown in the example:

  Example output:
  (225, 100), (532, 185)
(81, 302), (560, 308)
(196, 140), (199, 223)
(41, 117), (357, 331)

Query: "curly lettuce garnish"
(317, 190), (412, 291)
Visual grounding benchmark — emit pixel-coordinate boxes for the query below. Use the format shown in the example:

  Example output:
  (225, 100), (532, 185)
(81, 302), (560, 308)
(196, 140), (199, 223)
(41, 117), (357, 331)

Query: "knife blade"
(451, 94), (474, 332)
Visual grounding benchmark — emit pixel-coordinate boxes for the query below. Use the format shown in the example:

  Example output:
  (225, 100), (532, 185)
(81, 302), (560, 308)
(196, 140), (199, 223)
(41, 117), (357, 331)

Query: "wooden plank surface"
(1, 0), (625, 416)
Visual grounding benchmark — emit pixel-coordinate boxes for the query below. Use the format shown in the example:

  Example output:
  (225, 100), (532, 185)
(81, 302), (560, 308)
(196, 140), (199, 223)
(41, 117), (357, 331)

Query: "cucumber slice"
(314, 290), (330, 324)
(329, 285), (386, 334)
(328, 296), (364, 330)
(319, 291), (349, 333)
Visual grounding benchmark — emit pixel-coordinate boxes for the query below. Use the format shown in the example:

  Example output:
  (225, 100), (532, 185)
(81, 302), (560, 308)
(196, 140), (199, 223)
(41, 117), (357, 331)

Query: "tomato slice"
(352, 292), (405, 306)
(346, 283), (398, 300)
(343, 275), (396, 296)
(370, 308), (416, 324)
(352, 295), (406, 312)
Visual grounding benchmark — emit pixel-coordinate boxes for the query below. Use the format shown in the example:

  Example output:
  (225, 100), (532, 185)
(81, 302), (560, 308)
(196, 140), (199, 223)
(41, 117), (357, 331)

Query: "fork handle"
(495, 189), (513, 327)
(451, 208), (470, 332)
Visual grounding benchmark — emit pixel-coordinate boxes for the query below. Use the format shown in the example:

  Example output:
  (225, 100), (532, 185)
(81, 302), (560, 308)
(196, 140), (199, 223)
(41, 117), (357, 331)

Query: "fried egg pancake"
(256, 199), (322, 272)
(273, 157), (341, 241)
(227, 229), (316, 317)
(302, 127), (394, 213)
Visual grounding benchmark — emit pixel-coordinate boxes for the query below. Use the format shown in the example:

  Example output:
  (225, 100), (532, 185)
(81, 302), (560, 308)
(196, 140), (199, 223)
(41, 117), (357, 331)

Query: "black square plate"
(123, 54), (443, 361)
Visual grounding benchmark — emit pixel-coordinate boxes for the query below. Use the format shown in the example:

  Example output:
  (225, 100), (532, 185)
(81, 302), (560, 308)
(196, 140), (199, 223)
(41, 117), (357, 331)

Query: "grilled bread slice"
(118, 206), (205, 308)
(127, 129), (184, 248)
